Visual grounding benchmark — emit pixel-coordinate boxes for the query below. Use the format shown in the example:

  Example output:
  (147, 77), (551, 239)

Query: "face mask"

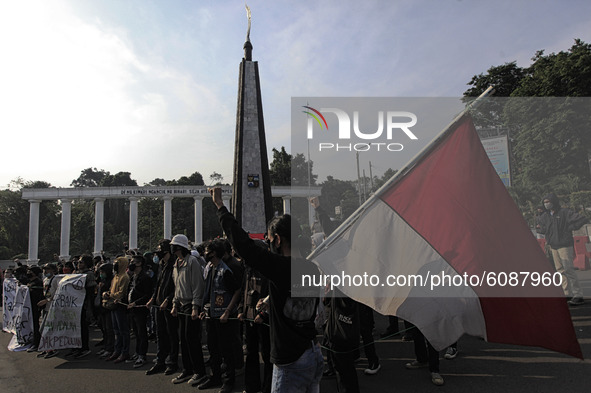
(147, 270), (154, 278)
(544, 202), (553, 210)
(171, 245), (182, 255)
(44, 273), (52, 278)
(153, 255), (160, 264)
(205, 251), (214, 262)
(113, 262), (119, 274)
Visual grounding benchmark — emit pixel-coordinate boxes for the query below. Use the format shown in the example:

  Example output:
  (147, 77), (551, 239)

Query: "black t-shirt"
(218, 206), (319, 365)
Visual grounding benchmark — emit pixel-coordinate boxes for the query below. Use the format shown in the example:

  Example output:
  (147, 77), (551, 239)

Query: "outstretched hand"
(310, 196), (320, 209)
(208, 187), (224, 209)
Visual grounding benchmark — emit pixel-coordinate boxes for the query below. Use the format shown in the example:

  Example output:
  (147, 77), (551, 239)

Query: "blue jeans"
(111, 307), (130, 356)
(271, 343), (324, 393)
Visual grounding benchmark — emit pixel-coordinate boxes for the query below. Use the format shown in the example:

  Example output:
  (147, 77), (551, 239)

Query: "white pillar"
(163, 196), (173, 239)
(59, 199), (72, 260)
(27, 199), (41, 263)
(308, 199), (315, 230)
(222, 196), (231, 212)
(129, 197), (139, 251)
(282, 196), (291, 215)
(94, 198), (105, 255)
(194, 196), (204, 245)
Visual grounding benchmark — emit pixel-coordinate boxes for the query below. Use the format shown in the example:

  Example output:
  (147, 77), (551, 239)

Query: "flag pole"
(309, 86), (495, 259)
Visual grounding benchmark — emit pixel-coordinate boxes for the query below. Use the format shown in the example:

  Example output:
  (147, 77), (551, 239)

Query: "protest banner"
(38, 274), (87, 351)
(2, 277), (34, 351)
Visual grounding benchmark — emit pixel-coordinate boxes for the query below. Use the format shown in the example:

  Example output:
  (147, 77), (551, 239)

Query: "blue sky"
(1, 0), (590, 188)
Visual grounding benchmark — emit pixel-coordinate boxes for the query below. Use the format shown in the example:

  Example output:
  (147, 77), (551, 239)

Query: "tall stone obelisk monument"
(232, 5), (273, 234)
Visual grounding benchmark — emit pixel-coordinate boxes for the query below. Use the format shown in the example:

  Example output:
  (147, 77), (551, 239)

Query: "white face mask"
(544, 202), (553, 210)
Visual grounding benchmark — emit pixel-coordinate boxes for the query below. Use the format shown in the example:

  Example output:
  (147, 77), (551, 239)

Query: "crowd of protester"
(22, 189), (590, 391)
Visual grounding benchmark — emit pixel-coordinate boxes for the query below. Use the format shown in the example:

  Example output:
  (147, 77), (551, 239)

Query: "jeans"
(100, 311), (115, 353)
(333, 350), (359, 393)
(112, 307), (130, 356)
(179, 305), (206, 375)
(131, 308), (149, 356)
(271, 343), (324, 393)
(359, 304), (378, 365)
(412, 327), (439, 373)
(207, 318), (237, 383)
(155, 308), (179, 366)
(244, 322), (272, 393)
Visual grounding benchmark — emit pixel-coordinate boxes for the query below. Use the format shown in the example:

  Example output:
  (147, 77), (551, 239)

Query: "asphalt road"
(2, 271), (591, 393)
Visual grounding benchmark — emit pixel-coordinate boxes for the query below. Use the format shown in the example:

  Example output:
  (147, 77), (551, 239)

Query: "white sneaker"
(444, 347), (458, 359)
(364, 363), (381, 375)
(431, 372), (444, 386)
(133, 355), (146, 368)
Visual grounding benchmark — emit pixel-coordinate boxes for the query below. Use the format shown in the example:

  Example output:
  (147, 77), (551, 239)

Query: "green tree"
(71, 168), (109, 187)
(209, 172), (224, 185)
(269, 147), (291, 186)
(0, 179), (59, 261)
(464, 39), (591, 216)
(319, 176), (356, 219)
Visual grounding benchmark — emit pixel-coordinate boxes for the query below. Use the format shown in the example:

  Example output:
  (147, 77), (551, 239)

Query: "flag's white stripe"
(312, 199), (487, 350)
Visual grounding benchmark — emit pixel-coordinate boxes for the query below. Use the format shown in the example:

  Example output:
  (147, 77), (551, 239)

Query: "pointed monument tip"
(244, 40), (253, 61)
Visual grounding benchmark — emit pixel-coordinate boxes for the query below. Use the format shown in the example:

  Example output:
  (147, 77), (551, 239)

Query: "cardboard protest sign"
(38, 274), (86, 351)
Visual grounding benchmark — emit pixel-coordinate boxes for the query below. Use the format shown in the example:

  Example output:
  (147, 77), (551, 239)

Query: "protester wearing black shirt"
(209, 187), (324, 393)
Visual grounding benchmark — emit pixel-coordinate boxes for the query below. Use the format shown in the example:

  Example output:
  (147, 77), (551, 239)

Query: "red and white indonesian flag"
(309, 114), (582, 358)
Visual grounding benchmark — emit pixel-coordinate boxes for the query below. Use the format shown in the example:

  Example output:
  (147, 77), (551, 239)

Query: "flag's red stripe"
(380, 116), (582, 358)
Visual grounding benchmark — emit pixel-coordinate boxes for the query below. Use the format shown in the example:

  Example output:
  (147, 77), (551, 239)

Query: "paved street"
(1, 270), (591, 393)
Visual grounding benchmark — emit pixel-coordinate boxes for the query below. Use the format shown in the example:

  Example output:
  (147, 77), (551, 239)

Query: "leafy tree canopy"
(464, 39), (591, 221)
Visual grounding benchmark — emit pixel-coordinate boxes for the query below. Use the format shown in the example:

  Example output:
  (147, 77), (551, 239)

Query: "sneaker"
(74, 349), (92, 359)
(113, 354), (130, 364)
(172, 372), (192, 384)
(323, 368), (336, 377)
(431, 372), (444, 386)
(364, 362), (381, 375)
(36, 351), (48, 358)
(405, 360), (429, 369)
(96, 349), (106, 356)
(65, 349), (81, 358)
(444, 347), (458, 360)
(188, 374), (208, 386)
(219, 382), (234, 393)
(126, 353), (139, 363)
(146, 364), (167, 375)
(100, 351), (113, 359)
(197, 378), (222, 390)
(133, 355), (146, 368)
(27, 346), (39, 353)
(44, 350), (59, 359)
(568, 297), (584, 306)
(164, 365), (179, 375)
(105, 352), (120, 361)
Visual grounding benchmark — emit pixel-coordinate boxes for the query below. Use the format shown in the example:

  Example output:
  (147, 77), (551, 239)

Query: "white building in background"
(21, 185), (320, 263)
